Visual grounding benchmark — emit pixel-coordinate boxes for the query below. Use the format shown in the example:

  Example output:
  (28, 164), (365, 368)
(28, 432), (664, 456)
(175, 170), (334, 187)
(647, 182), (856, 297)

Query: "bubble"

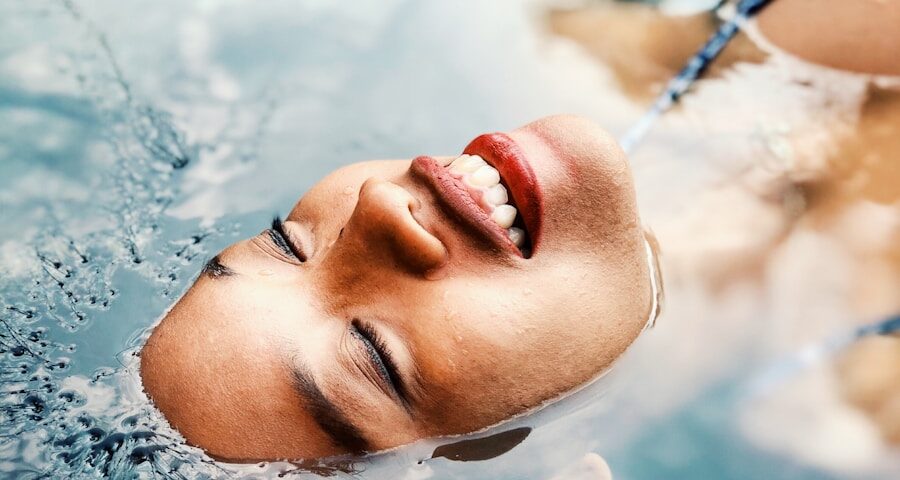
(129, 445), (164, 464)
(24, 394), (46, 414)
(53, 433), (80, 448)
(88, 427), (106, 442)
(98, 431), (126, 454)
(57, 391), (76, 403)
(130, 430), (154, 441)
(120, 414), (140, 428)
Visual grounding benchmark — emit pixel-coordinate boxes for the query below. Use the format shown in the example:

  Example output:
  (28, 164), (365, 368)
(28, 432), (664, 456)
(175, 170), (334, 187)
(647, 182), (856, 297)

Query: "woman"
(140, 115), (658, 461)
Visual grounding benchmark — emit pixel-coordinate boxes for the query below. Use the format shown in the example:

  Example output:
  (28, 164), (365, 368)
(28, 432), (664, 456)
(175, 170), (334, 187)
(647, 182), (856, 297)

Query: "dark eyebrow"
(291, 364), (369, 453)
(201, 255), (235, 279)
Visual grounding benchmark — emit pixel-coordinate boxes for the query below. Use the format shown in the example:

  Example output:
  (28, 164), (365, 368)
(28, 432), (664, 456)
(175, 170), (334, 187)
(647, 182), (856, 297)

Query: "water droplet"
(88, 427), (105, 442)
(120, 415), (140, 428)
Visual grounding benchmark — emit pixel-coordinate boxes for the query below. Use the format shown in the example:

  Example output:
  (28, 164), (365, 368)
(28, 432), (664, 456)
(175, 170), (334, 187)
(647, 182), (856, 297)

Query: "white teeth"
(446, 154), (528, 249)
(490, 204), (517, 229)
(467, 165), (501, 188)
(507, 227), (525, 247)
(483, 184), (508, 205)
(448, 154), (468, 170)
(449, 154), (487, 174)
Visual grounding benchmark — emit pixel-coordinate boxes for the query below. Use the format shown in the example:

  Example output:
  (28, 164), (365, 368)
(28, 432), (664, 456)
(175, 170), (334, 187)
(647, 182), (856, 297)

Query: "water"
(619, 0), (772, 153)
(2, 0), (899, 478)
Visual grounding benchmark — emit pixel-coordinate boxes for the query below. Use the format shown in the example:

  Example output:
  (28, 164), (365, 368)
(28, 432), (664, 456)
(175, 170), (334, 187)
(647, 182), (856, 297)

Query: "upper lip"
(410, 132), (543, 258)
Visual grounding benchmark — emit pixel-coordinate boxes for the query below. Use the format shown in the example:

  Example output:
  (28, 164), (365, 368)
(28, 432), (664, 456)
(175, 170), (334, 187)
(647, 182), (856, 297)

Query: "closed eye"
(268, 216), (306, 262)
(350, 319), (407, 405)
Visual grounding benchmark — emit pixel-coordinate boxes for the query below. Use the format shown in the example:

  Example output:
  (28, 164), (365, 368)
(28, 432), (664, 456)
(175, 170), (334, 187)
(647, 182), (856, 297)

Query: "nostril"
(406, 195), (423, 217)
(347, 178), (449, 274)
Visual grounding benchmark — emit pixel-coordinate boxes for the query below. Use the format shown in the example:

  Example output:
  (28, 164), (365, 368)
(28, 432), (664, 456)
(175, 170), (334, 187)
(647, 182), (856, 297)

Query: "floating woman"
(140, 115), (659, 462)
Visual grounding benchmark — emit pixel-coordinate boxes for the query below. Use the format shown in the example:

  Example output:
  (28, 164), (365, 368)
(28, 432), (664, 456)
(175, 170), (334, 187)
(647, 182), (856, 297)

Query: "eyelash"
(268, 216), (306, 262)
(351, 319), (405, 400)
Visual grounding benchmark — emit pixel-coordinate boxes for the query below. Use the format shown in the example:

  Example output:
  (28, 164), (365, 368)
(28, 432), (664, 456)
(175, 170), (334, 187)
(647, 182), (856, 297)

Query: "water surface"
(2, 1), (898, 478)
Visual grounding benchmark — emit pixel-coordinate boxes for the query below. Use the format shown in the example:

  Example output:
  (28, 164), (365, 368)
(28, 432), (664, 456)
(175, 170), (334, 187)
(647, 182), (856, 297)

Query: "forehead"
(180, 262), (330, 354)
(140, 277), (340, 459)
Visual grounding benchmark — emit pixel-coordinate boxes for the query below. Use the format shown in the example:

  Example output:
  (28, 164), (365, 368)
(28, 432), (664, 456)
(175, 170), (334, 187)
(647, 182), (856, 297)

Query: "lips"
(410, 133), (543, 258)
(464, 133), (543, 250)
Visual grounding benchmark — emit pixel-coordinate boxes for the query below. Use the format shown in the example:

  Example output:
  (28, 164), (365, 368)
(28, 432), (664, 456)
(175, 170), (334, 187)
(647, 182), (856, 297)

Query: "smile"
(410, 133), (543, 258)
(444, 154), (526, 248)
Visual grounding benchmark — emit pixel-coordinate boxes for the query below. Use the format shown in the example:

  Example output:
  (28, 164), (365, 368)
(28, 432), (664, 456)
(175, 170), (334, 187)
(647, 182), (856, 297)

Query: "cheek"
(444, 281), (537, 337)
(407, 278), (550, 386)
(426, 267), (600, 352)
(408, 281), (589, 432)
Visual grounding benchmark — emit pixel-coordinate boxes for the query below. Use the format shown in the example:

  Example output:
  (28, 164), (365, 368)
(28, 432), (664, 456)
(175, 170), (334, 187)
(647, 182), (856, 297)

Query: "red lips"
(410, 133), (543, 258)
(463, 133), (543, 252)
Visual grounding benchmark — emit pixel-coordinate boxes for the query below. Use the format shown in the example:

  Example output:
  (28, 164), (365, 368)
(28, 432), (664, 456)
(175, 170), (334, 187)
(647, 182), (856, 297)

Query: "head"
(140, 115), (655, 461)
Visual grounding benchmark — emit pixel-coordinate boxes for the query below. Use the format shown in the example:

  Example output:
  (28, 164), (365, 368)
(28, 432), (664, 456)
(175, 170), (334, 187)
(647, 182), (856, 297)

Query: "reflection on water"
(1, 0), (898, 478)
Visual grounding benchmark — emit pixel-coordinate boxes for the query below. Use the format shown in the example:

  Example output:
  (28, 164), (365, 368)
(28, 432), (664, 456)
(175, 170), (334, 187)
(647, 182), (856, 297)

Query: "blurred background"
(1, 0), (898, 478)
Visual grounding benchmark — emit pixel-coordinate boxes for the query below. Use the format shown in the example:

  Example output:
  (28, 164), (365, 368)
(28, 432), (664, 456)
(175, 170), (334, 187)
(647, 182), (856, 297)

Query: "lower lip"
(463, 133), (543, 251)
(410, 133), (544, 257)
(410, 156), (522, 256)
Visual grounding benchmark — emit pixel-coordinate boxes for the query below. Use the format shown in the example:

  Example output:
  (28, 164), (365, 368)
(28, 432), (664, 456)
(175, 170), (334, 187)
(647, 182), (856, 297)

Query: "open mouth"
(442, 153), (531, 254)
(410, 133), (542, 258)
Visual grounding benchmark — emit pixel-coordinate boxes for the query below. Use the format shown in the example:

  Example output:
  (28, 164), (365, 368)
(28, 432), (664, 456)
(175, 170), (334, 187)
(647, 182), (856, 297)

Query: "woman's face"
(140, 115), (654, 461)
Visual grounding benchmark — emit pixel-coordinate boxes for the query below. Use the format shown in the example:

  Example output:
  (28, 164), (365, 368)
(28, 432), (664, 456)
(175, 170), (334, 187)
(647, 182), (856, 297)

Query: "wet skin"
(140, 115), (654, 461)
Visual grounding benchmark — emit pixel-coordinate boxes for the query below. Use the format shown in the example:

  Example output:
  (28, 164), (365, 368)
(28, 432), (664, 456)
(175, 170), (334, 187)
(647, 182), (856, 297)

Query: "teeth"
(490, 204), (517, 229)
(448, 154), (469, 170)
(446, 154), (528, 249)
(449, 154), (487, 174)
(483, 184), (508, 205)
(507, 227), (525, 247)
(467, 165), (501, 188)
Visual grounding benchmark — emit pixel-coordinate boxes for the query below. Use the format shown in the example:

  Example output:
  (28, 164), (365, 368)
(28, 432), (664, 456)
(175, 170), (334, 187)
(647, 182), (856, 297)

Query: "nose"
(339, 178), (448, 274)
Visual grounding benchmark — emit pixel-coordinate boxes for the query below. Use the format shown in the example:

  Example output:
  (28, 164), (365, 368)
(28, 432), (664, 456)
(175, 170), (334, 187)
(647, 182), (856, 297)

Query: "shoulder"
(755, 0), (900, 76)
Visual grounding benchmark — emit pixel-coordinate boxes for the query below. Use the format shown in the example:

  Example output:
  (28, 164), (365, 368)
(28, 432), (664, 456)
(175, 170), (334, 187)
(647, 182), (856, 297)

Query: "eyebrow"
(201, 255), (235, 279)
(290, 364), (369, 453)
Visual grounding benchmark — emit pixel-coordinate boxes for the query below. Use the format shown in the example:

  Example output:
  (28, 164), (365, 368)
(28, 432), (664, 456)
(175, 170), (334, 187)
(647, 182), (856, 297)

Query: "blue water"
(1, 0), (896, 478)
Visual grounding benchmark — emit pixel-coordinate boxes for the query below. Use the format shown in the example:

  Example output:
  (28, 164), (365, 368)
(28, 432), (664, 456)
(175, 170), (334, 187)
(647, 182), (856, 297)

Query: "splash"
(0, 2), (260, 477)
